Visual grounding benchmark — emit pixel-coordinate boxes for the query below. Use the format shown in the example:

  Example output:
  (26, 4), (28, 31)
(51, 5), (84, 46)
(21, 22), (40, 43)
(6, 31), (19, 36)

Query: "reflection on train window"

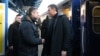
(93, 6), (100, 34)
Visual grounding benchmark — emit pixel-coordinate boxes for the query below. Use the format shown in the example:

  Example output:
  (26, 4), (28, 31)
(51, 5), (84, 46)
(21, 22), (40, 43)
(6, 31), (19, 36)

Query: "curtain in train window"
(92, 6), (100, 34)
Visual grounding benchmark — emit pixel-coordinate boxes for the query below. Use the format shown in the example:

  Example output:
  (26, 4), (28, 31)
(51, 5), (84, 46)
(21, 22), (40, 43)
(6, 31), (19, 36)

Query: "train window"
(93, 17), (100, 23)
(92, 6), (100, 34)
(93, 24), (100, 33)
(94, 8), (100, 16)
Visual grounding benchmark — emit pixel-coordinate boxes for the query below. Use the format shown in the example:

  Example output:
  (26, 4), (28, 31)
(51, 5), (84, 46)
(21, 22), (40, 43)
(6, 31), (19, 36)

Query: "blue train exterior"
(80, 1), (100, 56)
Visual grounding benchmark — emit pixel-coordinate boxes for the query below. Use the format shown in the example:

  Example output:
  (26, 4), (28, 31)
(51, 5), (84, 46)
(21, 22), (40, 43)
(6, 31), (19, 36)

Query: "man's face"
(16, 16), (22, 23)
(31, 10), (39, 19)
(48, 7), (55, 16)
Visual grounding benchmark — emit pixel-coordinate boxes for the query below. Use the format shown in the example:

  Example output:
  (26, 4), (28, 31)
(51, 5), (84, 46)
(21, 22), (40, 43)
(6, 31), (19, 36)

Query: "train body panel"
(81, 1), (100, 56)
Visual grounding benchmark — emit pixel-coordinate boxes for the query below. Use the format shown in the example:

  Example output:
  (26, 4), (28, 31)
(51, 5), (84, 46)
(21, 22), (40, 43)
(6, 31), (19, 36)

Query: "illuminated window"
(92, 6), (100, 34)
(38, 0), (64, 15)
(8, 8), (18, 27)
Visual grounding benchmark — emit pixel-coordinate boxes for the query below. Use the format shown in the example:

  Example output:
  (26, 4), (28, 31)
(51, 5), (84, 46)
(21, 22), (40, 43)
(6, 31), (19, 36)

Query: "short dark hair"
(16, 14), (21, 17)
(48, 4), (58, 12)
(26, 7), (37, 16)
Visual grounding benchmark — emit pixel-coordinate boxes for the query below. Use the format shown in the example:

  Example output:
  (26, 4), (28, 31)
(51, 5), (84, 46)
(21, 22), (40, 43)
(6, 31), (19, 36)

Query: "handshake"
(41, 38), (45, 44)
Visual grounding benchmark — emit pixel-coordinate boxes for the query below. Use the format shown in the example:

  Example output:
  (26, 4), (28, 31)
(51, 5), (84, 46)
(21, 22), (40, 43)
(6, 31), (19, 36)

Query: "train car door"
(85, 1), (100, 56)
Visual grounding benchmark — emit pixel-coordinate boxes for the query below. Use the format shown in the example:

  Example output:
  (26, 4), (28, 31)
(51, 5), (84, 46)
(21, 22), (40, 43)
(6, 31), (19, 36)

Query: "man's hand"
(61, 51), (67, 56)
(9, 46), (13, 50)
(42, 39), (45, 44)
